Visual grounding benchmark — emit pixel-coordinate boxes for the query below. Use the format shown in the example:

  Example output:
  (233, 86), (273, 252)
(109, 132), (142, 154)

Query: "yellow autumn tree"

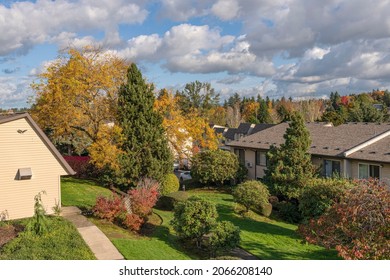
(242, 101), (260, 122)
(154, 90), (219, 163)
(31, 46), (129, 169)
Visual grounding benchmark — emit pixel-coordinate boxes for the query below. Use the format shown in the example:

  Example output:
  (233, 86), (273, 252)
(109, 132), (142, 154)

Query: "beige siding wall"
(0, 118), (67, 220)
(244, 150), (256, 179)
(381, 164), (390, 184)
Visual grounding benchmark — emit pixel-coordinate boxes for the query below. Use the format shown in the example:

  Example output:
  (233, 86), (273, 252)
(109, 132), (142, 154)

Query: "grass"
(0, 216), (95, 260)
(61, 177), (112, 209)
(89, 211), (193, 260)
(189, 189), (339, 260)
(61, 178), (339, 260)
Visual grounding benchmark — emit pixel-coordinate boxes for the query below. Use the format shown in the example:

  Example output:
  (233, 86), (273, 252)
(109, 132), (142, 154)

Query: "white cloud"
(159, 0), (210, 21)
(211, 0), (240, 21)
(0, 0), (148, 55)
(0, 76), (33, 108)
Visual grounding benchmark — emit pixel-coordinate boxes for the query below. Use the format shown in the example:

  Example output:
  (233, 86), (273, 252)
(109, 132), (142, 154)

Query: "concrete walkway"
(61, 206), (124, 260)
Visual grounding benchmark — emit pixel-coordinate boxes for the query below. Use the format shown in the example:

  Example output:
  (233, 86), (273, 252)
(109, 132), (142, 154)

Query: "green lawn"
(61, 178), (339, 260)
(0, 217), (95, 260)
(61, 177), (113, 209)
(189, 189), (339, 260)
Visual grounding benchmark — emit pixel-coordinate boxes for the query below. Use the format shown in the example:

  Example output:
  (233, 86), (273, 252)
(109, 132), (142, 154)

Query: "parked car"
(173, 162), (179, 171)
(179, 171), (192, 182)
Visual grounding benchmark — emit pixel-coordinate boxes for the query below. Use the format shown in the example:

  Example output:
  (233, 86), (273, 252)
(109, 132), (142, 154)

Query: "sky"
(1, 0), (390, 108)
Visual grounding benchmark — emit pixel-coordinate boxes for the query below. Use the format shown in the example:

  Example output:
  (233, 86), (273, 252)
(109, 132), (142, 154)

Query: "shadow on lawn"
(150, 223), (202, 259)
(216, 203), (297, 238)
(241, 240), (340, 260)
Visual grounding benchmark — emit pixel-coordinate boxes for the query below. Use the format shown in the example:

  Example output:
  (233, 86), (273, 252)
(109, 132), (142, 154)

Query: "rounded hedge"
(233, 180), (270, 214)
(161, 173), (180, 196)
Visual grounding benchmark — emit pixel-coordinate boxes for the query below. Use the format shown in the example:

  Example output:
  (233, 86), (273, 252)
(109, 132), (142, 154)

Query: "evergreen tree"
(264, 112), (315, 199)
(114, 63), (172, 189)
(258, 98), (272, 123)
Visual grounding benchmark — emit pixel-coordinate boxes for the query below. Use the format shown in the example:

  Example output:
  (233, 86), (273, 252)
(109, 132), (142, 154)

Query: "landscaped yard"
(61, 178), (339, 260)
(0, 216), (95, 260)
(61, 177), (113, 209)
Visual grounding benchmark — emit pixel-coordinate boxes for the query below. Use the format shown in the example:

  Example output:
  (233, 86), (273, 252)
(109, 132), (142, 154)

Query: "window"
(359, 163), (380, 179)
(234, 149), (245, 165)
(256, 151), (267, 166)
(323, 160), (341, 178)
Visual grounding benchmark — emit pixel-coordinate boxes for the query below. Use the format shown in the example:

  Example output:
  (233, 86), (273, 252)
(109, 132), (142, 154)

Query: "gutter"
(343, 130), (390, 157)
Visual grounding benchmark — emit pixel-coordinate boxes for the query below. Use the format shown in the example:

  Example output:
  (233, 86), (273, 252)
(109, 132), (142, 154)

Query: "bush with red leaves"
(128, 178), (160, 219)
(92, 195), (126, 222)
(92, 178), (160, 232)
(298, 179), (390, 260)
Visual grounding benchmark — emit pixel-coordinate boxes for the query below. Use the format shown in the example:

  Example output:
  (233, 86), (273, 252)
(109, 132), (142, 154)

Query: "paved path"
(61, 206), (124, 260)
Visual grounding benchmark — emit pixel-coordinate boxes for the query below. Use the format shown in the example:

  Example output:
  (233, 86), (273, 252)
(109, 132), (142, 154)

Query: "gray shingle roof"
(250, 123), (275, 135)
(347, 136), (390, 162)
(236, 123), (253, 134)
(227, 122), (390, 162)
(224, 128), (238, 140)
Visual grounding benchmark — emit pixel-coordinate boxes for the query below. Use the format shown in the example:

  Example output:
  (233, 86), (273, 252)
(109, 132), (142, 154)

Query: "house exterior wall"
(232, 146), (390, 183)
(350, 161), (390, 182)
(244, 150), (256, 179)
(0, 118), (68, 220)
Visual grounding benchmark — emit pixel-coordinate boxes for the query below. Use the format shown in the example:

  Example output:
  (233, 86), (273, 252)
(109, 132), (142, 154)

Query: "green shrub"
(232, 180), (270, 214)
(171, 196), (218, 247)
(26, 191), (48, 236)
(191, 150), (239, 186)
(155, 191), (190, 210)
(208, 221), (240, 257)
(299, 178), (354, 220)
(276, 201), (302, 223)
(161, 173), (180, 195)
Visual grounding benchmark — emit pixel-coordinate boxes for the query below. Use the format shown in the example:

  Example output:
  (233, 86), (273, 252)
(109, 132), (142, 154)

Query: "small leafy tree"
(233, 180), (270, 214)
(27, 191), (48, 236)
(171, 197), (218, 247)
(191, 149), (239, 186)
(298, 180), (390, 260)
(264, 112), (315, 199)
(208, 221), (240, 258)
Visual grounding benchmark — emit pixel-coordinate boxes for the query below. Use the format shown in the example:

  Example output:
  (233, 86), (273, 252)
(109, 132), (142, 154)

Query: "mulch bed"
(0, 224), (24, 248)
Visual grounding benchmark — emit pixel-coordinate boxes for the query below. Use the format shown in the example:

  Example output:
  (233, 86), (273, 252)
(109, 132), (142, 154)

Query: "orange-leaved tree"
(154, 89), (219, 163)
(31, 46), (129, 168)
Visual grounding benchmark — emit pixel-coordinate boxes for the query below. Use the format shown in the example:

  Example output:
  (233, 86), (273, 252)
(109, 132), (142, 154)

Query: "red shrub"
(122, 213), (144, 231)
(92, 195), (126, 222)
(128, 178), (160, 219)
(298, 179), (390, 260)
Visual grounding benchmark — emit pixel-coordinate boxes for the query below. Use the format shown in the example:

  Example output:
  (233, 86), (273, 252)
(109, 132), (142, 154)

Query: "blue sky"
(1, 0), (390, 108)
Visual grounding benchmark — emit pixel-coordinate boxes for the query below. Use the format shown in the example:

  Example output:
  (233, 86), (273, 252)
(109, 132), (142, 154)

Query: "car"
(179, 171), (192, 182)
(173, 162), (179, 171)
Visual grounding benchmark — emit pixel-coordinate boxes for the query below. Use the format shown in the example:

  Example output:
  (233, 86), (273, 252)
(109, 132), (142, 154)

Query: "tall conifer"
(265, 112), (315, 199)
(115, 63), (172, 189)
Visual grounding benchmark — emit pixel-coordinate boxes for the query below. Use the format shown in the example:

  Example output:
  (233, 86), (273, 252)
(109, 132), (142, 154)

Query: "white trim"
(344, 130), (390, 157)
